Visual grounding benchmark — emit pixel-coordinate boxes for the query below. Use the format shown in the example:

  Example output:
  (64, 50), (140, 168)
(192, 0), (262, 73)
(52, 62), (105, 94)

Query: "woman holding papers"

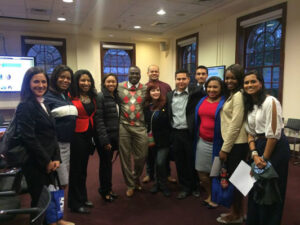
(194, 76), (225, 209)
(216, 64), (248, 223)
(243, 70), (289, 225)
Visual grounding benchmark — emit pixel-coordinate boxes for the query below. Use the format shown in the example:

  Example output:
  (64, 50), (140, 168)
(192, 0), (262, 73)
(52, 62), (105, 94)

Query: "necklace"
(80, 95), (91, 104)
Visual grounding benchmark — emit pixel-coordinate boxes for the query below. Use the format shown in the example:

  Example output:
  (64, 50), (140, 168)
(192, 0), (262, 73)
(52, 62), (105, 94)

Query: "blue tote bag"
(45, 173), (64, 223)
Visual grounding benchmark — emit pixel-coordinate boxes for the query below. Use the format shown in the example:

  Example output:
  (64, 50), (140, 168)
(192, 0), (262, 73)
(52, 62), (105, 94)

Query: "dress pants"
(119, 123), (148, 189)
(97, 146), (114, 196)
(68, 132), (92, 209)
(22, 164), (52, 207)
(172, 129), (197, 193)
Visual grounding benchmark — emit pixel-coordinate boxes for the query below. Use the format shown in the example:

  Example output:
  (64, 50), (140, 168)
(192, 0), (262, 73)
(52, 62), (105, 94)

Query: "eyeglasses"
(196, 72), (207, 75)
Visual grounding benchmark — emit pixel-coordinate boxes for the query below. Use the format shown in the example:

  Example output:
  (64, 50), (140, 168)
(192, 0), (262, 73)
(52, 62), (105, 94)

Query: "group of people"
(11, 62), (289, 225)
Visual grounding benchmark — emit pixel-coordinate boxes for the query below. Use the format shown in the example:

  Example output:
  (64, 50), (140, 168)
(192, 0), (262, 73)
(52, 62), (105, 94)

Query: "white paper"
(229, 160), (256, 196)
(210, 156), (222, 177)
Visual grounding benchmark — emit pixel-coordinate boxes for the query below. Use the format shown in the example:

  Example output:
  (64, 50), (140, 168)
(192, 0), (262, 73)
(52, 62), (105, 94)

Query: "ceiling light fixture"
(134, 25), (141, 29)
(63, 0), (73, 3)
(57, 17), (66, 21)
(157, 9), (166, 15)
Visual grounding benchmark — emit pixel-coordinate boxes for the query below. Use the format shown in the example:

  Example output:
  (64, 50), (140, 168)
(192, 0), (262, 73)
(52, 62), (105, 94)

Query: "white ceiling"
(0, 0), (276, 41)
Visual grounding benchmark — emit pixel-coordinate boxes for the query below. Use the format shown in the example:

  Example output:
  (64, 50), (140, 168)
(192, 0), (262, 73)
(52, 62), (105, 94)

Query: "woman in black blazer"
(144, 82), (171, 197)
(16, 67), (61, 207)
(94, 73), (120, 202)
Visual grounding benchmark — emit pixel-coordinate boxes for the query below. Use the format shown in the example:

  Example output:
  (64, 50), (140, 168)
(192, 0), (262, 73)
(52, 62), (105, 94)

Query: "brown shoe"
(126, 189), (134, 197)
(168, 176), (177, 183)
(58, 220), (75, 225)
(142, 175), (150, 183)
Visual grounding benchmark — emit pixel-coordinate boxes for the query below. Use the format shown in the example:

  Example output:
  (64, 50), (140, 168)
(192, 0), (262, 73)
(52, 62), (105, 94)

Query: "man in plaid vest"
(118, 66), (148, 197)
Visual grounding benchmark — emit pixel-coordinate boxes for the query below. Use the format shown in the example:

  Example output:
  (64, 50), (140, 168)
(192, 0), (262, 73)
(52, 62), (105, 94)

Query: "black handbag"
(0, 114), (28, 168)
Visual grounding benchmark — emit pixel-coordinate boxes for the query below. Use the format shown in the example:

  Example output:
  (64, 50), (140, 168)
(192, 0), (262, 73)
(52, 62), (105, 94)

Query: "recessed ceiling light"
(108, 34), (114, 37)
(63, 0), (73, 3)
(157, 9), (166, 15)
(134, 25), (141, 29)
(147, 37), (153, 40)
(57, 17), (66, 21)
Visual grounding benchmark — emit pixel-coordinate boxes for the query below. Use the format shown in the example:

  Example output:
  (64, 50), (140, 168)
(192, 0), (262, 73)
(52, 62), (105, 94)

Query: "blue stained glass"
(264, 51), (274, 66)
(111, 67), (117, 73)
(103, 49), (131, 81)
(273, 67), (280, 82)
(254, 35), (264, 52)
(255, 24), (265, 34)
(266, 20), (279, 33)
(263, 68), (271, 82)
(104, 67), (110, 73)
(265, 33), (275, 50)
(265, 83), (271, 88)
(274, 49), (280, 65)
(118, 67), (125, 74)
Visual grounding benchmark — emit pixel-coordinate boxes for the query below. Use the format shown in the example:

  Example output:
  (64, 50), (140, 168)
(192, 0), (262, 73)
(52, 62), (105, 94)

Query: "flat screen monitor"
(0, 56), (35, 92)
(207, 65), (225, 80)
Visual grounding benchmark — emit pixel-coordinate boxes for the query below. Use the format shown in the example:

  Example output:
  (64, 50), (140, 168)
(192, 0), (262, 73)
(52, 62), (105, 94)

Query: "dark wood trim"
(100, 42), (136, 80)
(236, 2), (287, 102)
(21, 36), (67, 64)
(279, 2), (287, 103)
(176, 33), (198, 71)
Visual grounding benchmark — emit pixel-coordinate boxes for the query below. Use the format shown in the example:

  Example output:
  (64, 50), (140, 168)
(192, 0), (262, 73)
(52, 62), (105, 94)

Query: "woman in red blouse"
(68, 70), (97, 214)
(194, 76), (225, 209)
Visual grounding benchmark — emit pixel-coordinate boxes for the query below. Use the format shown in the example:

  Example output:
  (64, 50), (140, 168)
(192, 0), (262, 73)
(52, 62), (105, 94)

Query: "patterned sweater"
(118, 81), (146, 127)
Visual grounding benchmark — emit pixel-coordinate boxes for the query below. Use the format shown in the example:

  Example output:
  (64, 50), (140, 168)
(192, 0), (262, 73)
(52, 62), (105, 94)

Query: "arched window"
(101, 42), (136, 83)
(103, 49), (131, 83)
(245, 19), (282, 97)
(236, 3), (286, 101)
(176, 33), (198, 83)
(27, 44), (62, 75)
(21, 36), (66, 75)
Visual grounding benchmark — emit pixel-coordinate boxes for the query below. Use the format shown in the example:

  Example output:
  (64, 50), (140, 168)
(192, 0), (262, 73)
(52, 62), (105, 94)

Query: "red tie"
(130, 86), (136, 91)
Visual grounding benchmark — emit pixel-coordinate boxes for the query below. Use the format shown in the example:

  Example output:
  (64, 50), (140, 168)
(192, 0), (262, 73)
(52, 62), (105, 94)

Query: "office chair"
(0, 168), (23, 221)
(285, 118), (300, 165)
(0, 186), (51, 225)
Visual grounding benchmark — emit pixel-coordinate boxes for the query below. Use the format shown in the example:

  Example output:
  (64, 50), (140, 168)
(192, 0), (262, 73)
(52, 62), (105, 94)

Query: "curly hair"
(71, 69), (97, 99)
(143, 82), (166, 110)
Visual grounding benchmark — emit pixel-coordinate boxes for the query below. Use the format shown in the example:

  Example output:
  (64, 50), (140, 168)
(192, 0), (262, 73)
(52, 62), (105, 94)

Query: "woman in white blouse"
(243, 70), (289, 225)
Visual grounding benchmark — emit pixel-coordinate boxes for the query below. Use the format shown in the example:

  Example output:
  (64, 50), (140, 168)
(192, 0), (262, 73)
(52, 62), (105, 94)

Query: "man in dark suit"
(167, 69), (205, 199)
(194, 65), (208, 89)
